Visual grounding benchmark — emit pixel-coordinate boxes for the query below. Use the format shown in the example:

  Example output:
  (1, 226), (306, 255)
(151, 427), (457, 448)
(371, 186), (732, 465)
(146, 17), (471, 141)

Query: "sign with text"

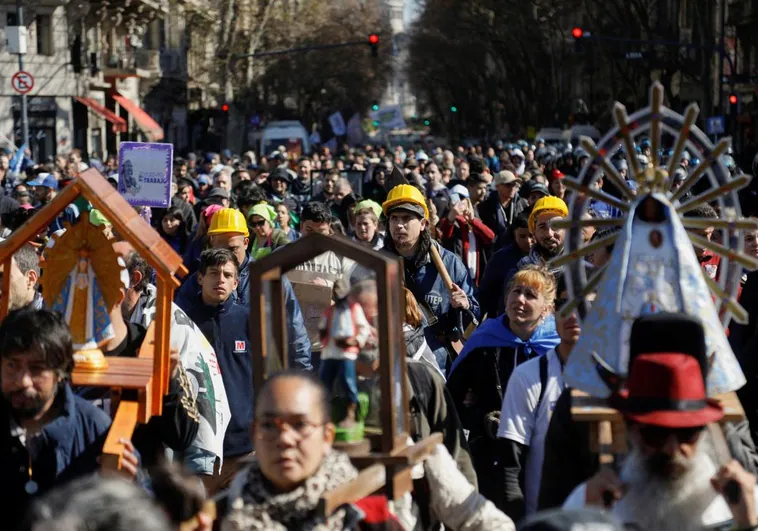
(118, 142), (173, 208)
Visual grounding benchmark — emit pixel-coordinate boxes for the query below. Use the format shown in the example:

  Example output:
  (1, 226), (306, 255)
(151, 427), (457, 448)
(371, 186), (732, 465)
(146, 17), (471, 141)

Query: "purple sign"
(118, 142), (173, 208)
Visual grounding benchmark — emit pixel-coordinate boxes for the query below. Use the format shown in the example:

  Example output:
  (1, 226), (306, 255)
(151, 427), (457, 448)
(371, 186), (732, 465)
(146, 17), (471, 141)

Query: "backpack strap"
(536, 353), (549, 413)
(406, 362), (434, 443)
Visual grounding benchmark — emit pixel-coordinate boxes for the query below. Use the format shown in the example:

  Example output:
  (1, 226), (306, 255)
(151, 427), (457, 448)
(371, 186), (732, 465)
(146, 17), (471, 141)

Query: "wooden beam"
(0, 257), (11, 321)
(100, 400), (139, 472)
(317, 464), (386, 518)
(152, 277), (172, 417)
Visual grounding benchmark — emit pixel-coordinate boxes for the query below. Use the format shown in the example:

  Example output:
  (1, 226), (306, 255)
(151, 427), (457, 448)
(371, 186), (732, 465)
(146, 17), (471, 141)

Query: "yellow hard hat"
(528, 196), (569, 233)
(382, 184), (429, 220)
(207, 207), (249, 237)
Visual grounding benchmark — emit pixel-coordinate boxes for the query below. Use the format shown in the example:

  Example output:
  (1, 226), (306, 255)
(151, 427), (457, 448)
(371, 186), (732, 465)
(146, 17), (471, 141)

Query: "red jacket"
(438, 215), (495, 285)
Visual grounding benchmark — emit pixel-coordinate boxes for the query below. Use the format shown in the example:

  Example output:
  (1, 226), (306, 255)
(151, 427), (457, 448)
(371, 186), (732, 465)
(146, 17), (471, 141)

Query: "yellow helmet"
(207, 207), (249, 237)
(528, 196), (569, 233)
(382, 184), (429, 220)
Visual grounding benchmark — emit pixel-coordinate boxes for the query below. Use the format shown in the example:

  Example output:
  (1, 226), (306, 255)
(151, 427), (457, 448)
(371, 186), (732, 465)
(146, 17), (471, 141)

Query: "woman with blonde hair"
(447, 265), (560, 507)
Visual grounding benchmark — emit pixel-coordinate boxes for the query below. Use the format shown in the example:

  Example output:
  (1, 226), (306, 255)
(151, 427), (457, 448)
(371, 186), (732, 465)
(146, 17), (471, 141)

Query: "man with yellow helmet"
(382, 184), (480, 373)
(501, 196), (569, 290)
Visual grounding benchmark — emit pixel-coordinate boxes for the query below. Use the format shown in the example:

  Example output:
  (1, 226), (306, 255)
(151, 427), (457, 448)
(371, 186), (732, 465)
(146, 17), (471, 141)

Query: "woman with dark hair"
(159, 206), (189, 255)
(275, 202), (300, 241)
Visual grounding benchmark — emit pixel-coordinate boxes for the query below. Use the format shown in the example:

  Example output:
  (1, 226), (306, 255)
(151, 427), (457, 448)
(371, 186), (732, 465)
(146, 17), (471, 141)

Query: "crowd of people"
(0, 137), (758, 530)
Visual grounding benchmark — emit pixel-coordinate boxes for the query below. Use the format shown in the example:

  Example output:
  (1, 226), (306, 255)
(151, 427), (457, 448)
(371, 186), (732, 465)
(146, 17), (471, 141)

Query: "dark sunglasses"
(251, 220), (268, 228)
(637, 425), (703, 448)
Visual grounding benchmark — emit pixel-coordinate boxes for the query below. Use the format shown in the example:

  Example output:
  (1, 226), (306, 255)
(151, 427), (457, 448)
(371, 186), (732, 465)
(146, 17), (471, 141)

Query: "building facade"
(0, 0), (216, 162)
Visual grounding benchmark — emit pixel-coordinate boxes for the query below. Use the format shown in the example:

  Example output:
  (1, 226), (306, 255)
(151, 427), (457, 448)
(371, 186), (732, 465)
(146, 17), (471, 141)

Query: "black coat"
(478, 192), (528, 241)
(446, 344), (538, 506)
(0, 383), (111, 529)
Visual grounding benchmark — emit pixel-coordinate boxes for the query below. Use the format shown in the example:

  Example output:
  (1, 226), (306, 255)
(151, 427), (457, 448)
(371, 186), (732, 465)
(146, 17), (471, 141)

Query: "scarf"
(449, 314), (559, 375)
(223, 450), (359, 531)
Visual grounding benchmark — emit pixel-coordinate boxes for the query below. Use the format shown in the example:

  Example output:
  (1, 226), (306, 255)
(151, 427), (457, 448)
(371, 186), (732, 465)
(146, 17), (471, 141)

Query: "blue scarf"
(449, 314), (560, 375)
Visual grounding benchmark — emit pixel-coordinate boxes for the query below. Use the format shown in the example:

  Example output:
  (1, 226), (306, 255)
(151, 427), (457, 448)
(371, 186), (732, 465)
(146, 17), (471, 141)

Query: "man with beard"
(562, 331), (758, 530)
(504, 196), (568, 289)
(498, 277), (595, 520)
(382, 184), (479, 373)
(0, 310), (139, 529)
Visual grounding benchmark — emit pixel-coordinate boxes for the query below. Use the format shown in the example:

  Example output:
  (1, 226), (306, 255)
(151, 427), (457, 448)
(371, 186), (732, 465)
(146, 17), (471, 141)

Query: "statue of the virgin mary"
(41, 216), (126, 370)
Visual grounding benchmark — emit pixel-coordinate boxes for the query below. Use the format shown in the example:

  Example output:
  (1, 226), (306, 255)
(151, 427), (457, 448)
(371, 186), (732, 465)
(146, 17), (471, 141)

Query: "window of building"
(36, 14), (54, 55)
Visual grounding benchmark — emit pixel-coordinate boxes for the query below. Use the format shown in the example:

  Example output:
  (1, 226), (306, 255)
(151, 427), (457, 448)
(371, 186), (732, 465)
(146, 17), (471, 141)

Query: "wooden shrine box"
(571, 389), (745, 458)
(0, 168), (187, 469)
(249, 233), (440, 502)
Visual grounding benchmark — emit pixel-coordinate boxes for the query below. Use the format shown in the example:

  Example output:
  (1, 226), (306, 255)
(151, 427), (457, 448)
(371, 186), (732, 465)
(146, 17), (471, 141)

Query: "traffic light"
(372, 120), (380, 127)
(423, 119), (431, 126)
(729, 93), (739, 106)
(572, 26), (585, 53)
(450, 105), (458, 113)
(371, 102), (380, 111)
(368, 34), (379, 58)
(221, 103), (230, 112)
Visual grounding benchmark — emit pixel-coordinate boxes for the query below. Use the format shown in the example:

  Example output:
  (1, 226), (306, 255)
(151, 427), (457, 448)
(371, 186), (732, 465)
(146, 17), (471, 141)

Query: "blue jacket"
(401, 242), (480, 372)
(0, 383), (111, 528)
(175, 252), (312, 371)
(179, 293), (255, 458)
(477, 243), (526, 318)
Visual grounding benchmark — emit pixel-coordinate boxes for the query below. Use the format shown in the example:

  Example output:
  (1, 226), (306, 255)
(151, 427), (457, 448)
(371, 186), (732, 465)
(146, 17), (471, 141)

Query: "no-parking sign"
(11, 71), (34, 94)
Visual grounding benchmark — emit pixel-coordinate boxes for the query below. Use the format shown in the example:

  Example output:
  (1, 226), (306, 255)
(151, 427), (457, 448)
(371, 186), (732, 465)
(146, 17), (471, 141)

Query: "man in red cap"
(562, 349), (758, 529)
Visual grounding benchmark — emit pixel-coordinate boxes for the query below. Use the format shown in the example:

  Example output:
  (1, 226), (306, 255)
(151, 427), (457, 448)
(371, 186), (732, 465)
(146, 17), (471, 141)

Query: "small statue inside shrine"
(319, 279), (372, 430)
(41, 217), (127, 370)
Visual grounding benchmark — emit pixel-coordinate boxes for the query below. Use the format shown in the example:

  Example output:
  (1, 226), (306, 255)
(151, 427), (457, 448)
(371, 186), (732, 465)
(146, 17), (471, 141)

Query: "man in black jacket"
(0, 310), (135, 529)
(479, 170), (528, 242)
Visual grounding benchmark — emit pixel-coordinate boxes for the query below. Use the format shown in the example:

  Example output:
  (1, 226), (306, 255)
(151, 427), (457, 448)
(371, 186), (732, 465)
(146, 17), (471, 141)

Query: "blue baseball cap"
(26, 173), (58, 190)
(197, 174), (211, 185)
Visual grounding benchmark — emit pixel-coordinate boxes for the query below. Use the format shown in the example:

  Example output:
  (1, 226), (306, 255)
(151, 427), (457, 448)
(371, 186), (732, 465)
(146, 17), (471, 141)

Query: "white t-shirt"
(498, 348), (564, 515)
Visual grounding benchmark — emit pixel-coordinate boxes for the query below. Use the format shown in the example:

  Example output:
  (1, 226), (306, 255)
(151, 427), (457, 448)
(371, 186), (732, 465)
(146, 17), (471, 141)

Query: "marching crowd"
(0, 139), (758, 530)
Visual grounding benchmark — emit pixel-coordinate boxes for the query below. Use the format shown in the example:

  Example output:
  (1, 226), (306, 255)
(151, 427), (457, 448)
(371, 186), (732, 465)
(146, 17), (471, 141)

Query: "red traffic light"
(572, 27), (584, 39)
(221, 103), (230, 112)
(368, 33), (379, 45)
(729, 94), (738, 105)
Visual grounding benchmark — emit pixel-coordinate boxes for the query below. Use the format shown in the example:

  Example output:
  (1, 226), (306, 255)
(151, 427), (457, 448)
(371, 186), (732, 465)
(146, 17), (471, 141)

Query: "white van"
(258, 121), (310, 157)
(535, 128), (564, 145)
(563, 125), (602, 146)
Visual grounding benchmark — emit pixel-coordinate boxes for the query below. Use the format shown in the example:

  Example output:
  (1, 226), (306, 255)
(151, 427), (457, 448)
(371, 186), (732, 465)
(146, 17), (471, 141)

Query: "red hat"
(551, 169), (565, 180)
(612, 353), (723, 428)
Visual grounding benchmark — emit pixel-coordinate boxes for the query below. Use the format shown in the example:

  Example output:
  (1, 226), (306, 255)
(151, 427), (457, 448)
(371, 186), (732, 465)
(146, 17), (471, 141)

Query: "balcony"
(101, 48), (162, 79)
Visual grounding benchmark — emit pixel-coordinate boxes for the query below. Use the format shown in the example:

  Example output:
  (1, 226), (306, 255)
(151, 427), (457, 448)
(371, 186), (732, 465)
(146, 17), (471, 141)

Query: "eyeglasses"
(251, 220), (268, 228)
(637, 425), (703, 448)
(255, 415), (325, 441)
